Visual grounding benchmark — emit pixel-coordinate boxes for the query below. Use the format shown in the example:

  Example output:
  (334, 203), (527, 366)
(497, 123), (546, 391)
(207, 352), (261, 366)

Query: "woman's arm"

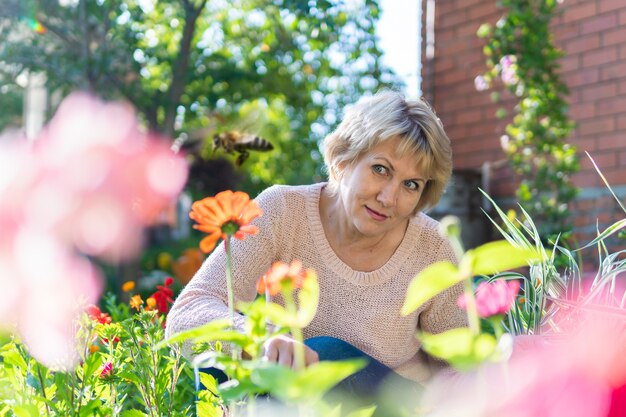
(164, 186), (285, 356)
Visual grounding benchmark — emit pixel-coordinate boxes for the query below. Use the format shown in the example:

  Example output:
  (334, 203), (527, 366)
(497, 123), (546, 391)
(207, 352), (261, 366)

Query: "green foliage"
(0, 296), (197, 416)
(418, 328), (497, 372)
(402, 217), (542, 370)
(477, 0), (580, 240)
(0, 0), (399, 193)
(0, 82), (23, 132)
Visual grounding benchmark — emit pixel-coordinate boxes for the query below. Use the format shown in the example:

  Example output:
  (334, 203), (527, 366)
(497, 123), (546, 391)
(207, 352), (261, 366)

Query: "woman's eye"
(404, 180), (420, 191)
(372, 164), (387, 175)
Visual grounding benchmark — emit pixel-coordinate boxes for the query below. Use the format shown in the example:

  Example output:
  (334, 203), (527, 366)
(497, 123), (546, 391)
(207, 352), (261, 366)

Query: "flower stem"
(283, 289), (305, 370)
(464, 278), (481, 335)
(36, 364), (51, 417)
(224, 237), (239, 360)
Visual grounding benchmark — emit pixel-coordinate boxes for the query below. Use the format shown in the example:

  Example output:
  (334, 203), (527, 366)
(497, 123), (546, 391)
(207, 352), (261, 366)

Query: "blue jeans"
(195, 336), (410, 398)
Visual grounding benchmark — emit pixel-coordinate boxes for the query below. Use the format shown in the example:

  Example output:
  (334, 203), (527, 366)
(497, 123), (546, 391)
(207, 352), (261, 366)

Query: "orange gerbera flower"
(257, 260), (311, 296)
(190, 190), (263, 253)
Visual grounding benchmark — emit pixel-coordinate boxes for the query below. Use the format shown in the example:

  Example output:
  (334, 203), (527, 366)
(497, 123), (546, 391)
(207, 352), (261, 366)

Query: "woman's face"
(337, 136), (428, 239)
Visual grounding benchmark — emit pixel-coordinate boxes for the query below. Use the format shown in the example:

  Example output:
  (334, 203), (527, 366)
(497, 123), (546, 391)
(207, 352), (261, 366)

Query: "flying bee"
(213, 131), (274, 167)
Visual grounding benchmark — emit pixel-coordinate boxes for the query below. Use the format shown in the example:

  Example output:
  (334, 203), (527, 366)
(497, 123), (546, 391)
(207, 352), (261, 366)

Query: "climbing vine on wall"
(476, 0), (579, 240)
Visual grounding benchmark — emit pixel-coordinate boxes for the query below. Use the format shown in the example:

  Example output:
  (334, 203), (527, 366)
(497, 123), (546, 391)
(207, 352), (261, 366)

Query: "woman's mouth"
(365, 206), (388, 221)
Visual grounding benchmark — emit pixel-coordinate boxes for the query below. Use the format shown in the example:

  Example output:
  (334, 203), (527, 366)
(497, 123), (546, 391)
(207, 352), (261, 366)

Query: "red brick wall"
(425, 0), (626, 263)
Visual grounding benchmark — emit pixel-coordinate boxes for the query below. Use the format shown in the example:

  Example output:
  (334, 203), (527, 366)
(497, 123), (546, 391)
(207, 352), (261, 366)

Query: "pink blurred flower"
(458, 279), (521, 318)
(422, 309), (626, 417)
(0, 92), (188, 368)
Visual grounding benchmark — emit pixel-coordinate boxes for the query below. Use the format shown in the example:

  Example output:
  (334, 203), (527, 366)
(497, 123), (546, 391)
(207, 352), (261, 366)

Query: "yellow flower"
(146, 297), (157, 310)
(122, 281), (135, 292)
(506, 209), (517, 222)
(157, 252), (173, 270)
(130, 294), (143, 311)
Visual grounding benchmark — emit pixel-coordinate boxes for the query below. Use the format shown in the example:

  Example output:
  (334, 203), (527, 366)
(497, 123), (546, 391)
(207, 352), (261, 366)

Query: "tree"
(0, 0), (400, 192)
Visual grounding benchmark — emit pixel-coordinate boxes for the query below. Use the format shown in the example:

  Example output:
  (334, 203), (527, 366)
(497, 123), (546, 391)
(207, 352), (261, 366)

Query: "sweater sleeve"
(164, 186), (286, 356)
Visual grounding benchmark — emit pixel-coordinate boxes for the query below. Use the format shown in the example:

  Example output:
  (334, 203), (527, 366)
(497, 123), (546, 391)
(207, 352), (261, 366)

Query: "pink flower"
(0, 92), (188, 368)
(458, 279), (520, 317)
(423, 312), (626, 417)
(99, 361), (113, 378)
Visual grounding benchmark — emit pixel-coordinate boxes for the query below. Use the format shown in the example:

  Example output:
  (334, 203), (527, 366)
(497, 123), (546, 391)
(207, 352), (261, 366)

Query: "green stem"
(464, 277), (481, 335)
(283, 289), (305, 370)
(36, 365), (51, 417)
(224, 237), (239, 360)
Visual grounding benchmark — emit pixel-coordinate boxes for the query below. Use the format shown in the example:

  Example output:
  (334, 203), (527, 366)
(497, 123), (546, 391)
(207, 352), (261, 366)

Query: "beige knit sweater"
(165, 183), (468, 383)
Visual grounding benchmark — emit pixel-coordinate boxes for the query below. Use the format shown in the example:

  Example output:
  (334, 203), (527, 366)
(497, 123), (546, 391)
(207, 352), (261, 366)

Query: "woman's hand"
(262, 334), (319, 369)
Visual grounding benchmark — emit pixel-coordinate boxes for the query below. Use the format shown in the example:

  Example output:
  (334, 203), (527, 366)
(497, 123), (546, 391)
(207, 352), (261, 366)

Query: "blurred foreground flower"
(257, 260), (310, 296)
(0, 92), (187, 368)
(422, 310), (626, 417)
(458, 279), (521, 318)
(190, 190), (263, 253)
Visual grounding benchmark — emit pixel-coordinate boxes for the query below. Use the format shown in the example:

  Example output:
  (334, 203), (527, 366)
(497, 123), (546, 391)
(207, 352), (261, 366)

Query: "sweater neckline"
(306, 182), (422, 286)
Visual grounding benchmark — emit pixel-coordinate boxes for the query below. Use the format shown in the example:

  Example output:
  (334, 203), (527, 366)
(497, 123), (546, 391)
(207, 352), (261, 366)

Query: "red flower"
(86, 305), (112, 325)
(256, 260), (311, 296)
(150, 277), (174, 314)
(102, 336), (120, 345)
(458, 279), (521, 318)
(99, 361), (113, 378)
(190, 190), (263, 253)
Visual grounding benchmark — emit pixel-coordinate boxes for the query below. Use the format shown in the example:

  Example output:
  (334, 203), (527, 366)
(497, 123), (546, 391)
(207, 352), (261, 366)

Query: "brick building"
(422, 0), (626, 265)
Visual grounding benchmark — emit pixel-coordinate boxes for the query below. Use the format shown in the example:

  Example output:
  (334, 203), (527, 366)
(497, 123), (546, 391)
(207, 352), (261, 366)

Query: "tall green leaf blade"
(578, 219), (626, 250)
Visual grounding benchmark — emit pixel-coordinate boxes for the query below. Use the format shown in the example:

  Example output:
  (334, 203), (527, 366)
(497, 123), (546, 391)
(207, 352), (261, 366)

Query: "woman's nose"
(376, 182), (397, 207)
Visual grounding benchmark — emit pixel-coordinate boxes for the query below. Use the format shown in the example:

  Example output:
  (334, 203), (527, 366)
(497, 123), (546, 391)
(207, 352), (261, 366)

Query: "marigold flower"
(121, 281), (135, 292)
(99, 361), (113, 378)
(458, 279), (521, 318)
(190, 190), (263, 253)
(257, 260), (310, 296)
(146, 297), (157, 310)
(89, 344), (100, 353)
(130, 294), (143, 311)
(86, 305), (112, 325)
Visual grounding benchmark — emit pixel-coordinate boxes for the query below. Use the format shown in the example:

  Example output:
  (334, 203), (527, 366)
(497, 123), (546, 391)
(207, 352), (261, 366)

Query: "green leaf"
(419, 328), (497, 371)
(83, 353), (104, 379)
(250, 359), (366, 402)
(469, 240), (543, 275)
(117, 369), (143, 386)
(401, 261), (461, 315)
(120, 410), (149, 417)
(12, 405), (39, 417)
(197, 400), (224, 417)
(2, 346), (29, 370)
(578, 219), (626, 250)
(346, 405), (378, 417)
(157, 319), (231, 348)
(199, 372), (219, 394)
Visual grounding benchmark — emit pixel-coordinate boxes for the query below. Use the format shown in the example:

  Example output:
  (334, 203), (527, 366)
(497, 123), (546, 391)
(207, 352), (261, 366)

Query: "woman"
(165, 90), (467, 396)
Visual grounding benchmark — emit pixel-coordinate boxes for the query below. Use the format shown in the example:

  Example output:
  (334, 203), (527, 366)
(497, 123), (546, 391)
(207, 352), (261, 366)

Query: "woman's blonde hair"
(321, 90), (452, 213)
